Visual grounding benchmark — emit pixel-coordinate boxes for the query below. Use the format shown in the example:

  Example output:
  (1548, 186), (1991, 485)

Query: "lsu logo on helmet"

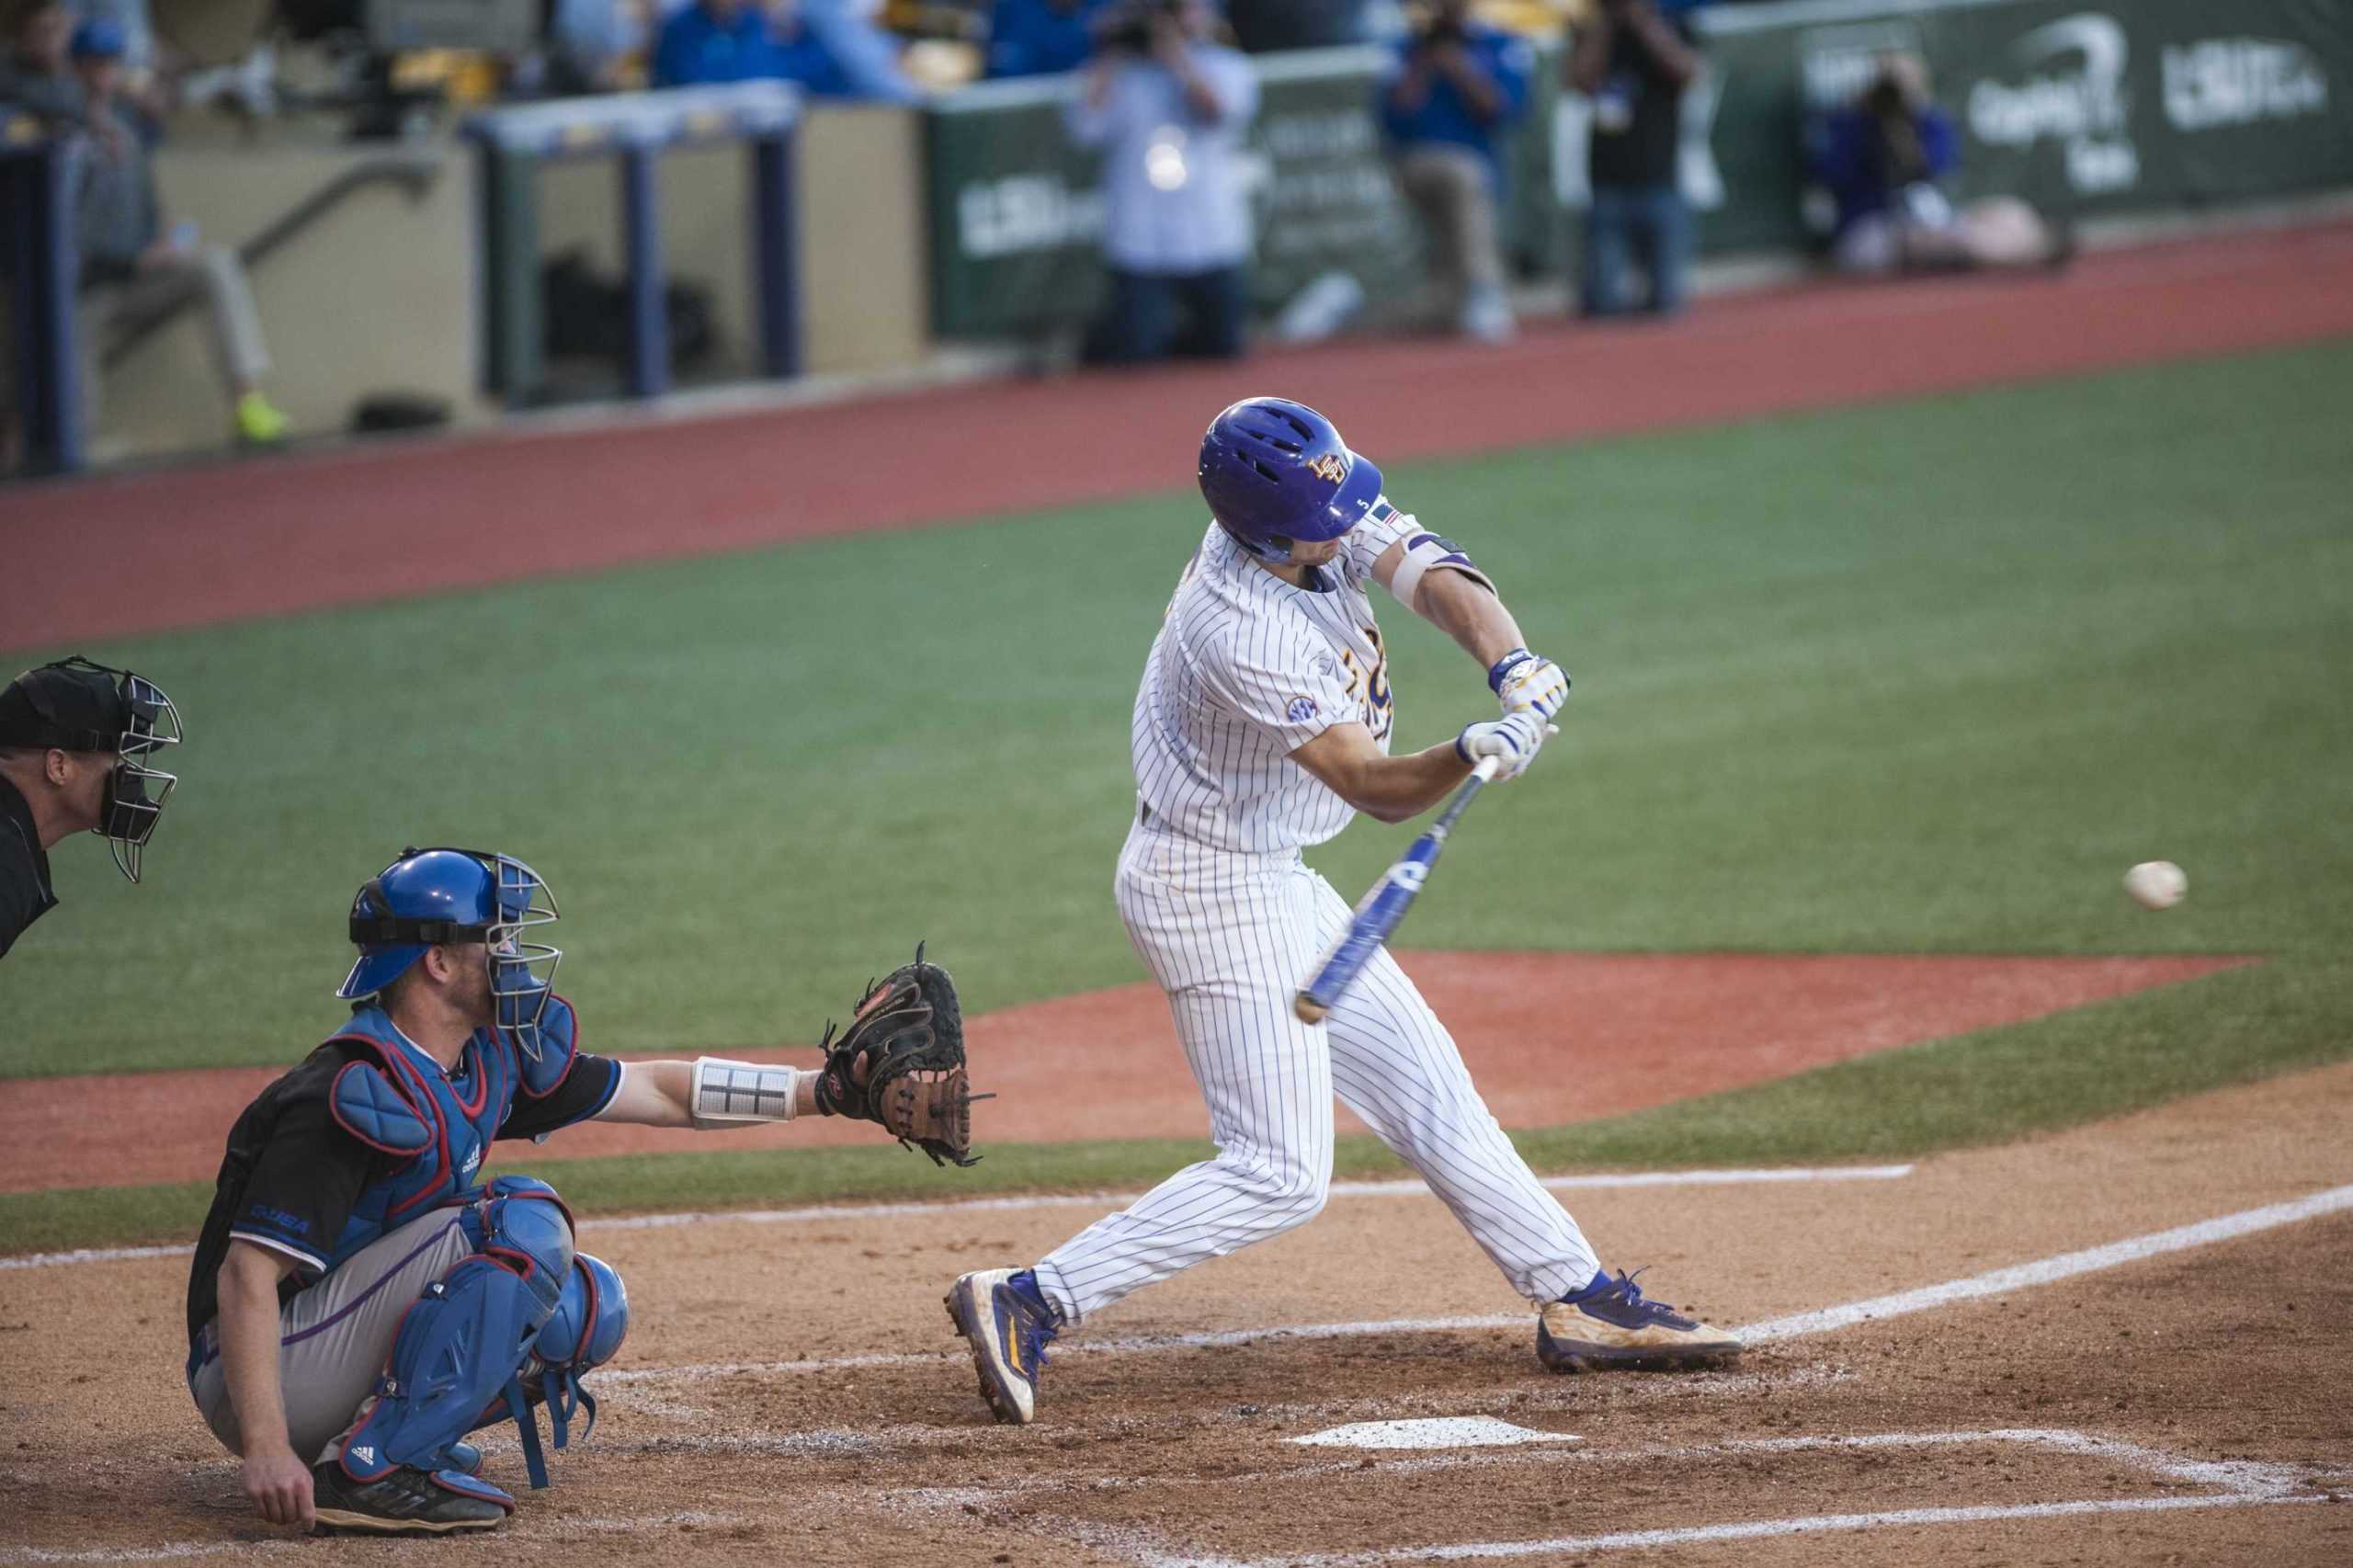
(1306, 453), (1347, 485)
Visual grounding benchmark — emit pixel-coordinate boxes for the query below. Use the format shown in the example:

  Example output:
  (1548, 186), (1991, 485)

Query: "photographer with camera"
(1565, 0), (1699, 319)
(1380, 0), (1533, 343)
(1812, 51), (2066, 277)
(1063, 0), (1257, 365)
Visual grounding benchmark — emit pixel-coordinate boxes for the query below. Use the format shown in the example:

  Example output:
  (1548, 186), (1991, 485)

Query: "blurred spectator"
(1226, 0), (1368, 52)
(539, 0), (648, 93)
(69, 0), (147, 71)
(796, 0), (921, 101)
(0, 0), (82, 122)
(654, 0), (919, 99)
(1565, 0), (1699, 318)
(1064, 0), (1257, 365)
(70, 0), (169, 128)
(1379, 0), (1531, 343)
(983, 0), (1107, 80)
(654, 0), (779, 84)
(70, 22), (291, 445)
(1813, 53), (2067, 276)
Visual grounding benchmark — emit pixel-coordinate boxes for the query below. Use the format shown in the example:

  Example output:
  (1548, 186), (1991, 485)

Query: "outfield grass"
(6, 341), (2347, 1076)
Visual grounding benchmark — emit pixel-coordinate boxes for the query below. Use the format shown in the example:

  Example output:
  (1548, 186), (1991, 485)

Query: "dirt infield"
(6, 221), (2352, 653)
(3, 1061), (2347, 1565)
(0, 952), (2245, 1193)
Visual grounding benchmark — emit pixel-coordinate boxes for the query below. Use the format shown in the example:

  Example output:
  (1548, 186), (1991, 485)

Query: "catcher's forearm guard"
(689, 1058), (806, 1127)
(815, 943), (988, 1167)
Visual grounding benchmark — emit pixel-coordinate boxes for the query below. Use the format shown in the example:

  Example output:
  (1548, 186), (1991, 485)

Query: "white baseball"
(2123, 860), (2187, 911)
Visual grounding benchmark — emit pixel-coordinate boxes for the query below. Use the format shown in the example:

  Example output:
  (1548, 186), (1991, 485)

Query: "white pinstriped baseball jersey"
(1030, 503), (1603, 1328)
(1132, 507), (1415, 855)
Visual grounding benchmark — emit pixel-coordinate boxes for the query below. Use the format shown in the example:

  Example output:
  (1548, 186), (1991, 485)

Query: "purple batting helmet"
(1198, 397), (1384, 564)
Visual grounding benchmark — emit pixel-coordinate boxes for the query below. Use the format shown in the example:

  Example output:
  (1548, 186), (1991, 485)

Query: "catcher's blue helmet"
(339, 846), (563, 1057)
(1198, 397), (1384, 564)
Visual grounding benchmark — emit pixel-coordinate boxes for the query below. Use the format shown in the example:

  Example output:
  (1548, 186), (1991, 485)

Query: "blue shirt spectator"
(1814, 99), (1961, 238)
(1378, 8), (1531, 185)
(654, 0), (919, 100)
(653, 0), (777, 85)
(796, 0), (921, 102)
(985, 0), (1107, 80)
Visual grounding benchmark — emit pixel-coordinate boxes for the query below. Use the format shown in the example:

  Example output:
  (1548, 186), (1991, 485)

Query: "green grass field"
(5, 341), (2350, 1252)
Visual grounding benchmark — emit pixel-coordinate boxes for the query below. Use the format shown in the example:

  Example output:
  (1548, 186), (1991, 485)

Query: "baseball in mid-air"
(2124, 860), (2188, 910)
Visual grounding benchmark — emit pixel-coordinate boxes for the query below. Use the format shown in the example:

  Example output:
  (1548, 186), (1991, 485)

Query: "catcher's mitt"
(814, 943), (987, 1167)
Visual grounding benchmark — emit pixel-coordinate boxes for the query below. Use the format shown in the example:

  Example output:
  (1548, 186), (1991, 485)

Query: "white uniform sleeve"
(1335, 500), (1418, 596)
(1196, 616), (1356, 754)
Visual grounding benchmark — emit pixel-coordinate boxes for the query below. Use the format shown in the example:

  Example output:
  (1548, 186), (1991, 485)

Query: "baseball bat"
(1295, 755), (1502, 1025)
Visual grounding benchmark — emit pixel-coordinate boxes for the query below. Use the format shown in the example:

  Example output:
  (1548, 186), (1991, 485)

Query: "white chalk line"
(9, 1180), (2348, 1563)
(597, 1179), (2353, 1389)
(1087, 1428), (2338, 1568)
(1140, 1494), (2322, 1568)
(870, 1423), (2328, 1512)
(0, 1512), (749, 1564)
(1739, 1181), (2353, 1343)
(0, 1165), (1913, 1272)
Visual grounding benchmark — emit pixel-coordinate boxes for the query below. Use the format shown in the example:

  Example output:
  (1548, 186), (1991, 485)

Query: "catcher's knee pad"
(464, 1175), (575, 1316)
(526, 1255), (631, 1450)
(335, 1253), (556, 1485)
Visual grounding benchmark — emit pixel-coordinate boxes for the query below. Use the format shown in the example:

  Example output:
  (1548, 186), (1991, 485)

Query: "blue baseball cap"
(70, 19), (126, 60)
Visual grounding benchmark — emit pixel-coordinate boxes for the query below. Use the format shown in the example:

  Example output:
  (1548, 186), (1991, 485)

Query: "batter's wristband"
(1454, 725), (1475, 765)
(1488, 649), (1534, 694)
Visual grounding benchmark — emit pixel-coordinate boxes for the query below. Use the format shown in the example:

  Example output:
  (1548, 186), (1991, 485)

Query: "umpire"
(0, 656), (184, 958)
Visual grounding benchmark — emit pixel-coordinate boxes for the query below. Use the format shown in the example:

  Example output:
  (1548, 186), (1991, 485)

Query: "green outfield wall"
(1697, 0), (2353, 255)
(921, 0), (2351, 338)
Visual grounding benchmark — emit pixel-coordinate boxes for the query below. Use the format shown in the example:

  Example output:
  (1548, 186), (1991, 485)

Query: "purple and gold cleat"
(945, 1267), (1060, 1425)
(1538, 1269), (1741, 1373)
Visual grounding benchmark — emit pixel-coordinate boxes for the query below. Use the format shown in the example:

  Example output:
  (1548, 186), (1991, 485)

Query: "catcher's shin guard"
(335, 1178), (574, 1489)
(523, 1254), (631, 1454)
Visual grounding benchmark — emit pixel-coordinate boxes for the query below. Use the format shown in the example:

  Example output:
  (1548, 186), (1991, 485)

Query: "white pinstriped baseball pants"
(1032, 822), (1601, 1324)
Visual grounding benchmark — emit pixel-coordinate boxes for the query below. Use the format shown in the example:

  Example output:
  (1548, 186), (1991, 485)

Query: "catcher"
(185, 845), (976, 1537)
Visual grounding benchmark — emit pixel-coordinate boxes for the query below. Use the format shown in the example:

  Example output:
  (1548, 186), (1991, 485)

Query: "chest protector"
(321, 997), (580, 1271)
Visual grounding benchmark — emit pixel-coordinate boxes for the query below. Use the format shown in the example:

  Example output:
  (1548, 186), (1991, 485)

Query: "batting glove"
(1456, 710), (1552, 782)
(1490, 649), (1569, 722)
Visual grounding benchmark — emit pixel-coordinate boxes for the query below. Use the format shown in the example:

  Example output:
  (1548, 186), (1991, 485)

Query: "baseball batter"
(188, 846), (972, 1535)
(949, 397), (1737, 1423)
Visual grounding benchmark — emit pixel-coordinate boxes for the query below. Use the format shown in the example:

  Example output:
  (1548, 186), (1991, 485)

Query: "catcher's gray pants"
(188, 1210), (472, 1461)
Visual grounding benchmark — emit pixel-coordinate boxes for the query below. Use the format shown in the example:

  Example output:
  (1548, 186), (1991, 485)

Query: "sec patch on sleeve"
(1287, 696), (1320, 723)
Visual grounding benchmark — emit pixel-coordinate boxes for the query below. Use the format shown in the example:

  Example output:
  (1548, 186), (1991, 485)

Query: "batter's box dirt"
(944, 1429), (2338, 1568)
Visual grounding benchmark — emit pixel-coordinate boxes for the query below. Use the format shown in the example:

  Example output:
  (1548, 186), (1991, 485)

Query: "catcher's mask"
(339, 846), (563, 1059)
(0, 655), (183, 883)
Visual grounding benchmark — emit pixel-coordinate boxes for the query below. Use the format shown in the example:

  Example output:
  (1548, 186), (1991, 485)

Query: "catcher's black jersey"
(186, 1035), (620, 1348)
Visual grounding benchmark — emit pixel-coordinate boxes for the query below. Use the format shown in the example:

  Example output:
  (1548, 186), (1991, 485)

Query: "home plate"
(1289, 1416), (1583, 1449)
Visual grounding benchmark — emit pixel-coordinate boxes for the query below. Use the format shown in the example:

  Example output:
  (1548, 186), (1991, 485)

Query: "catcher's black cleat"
(310, 1460), (511, 1535)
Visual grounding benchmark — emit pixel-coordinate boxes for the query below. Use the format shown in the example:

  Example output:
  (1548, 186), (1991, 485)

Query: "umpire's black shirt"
(0, 773), (58, 960)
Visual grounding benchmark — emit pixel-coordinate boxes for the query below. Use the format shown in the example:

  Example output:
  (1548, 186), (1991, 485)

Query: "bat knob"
(1293, 994), (1329, 1025)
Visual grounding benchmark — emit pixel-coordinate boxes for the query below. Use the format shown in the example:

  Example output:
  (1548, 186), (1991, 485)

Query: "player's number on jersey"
(1342, 627), (1394, 742)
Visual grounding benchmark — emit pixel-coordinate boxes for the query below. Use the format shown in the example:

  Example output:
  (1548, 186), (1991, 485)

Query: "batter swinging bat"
(1295, 755), (1502, 1024)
